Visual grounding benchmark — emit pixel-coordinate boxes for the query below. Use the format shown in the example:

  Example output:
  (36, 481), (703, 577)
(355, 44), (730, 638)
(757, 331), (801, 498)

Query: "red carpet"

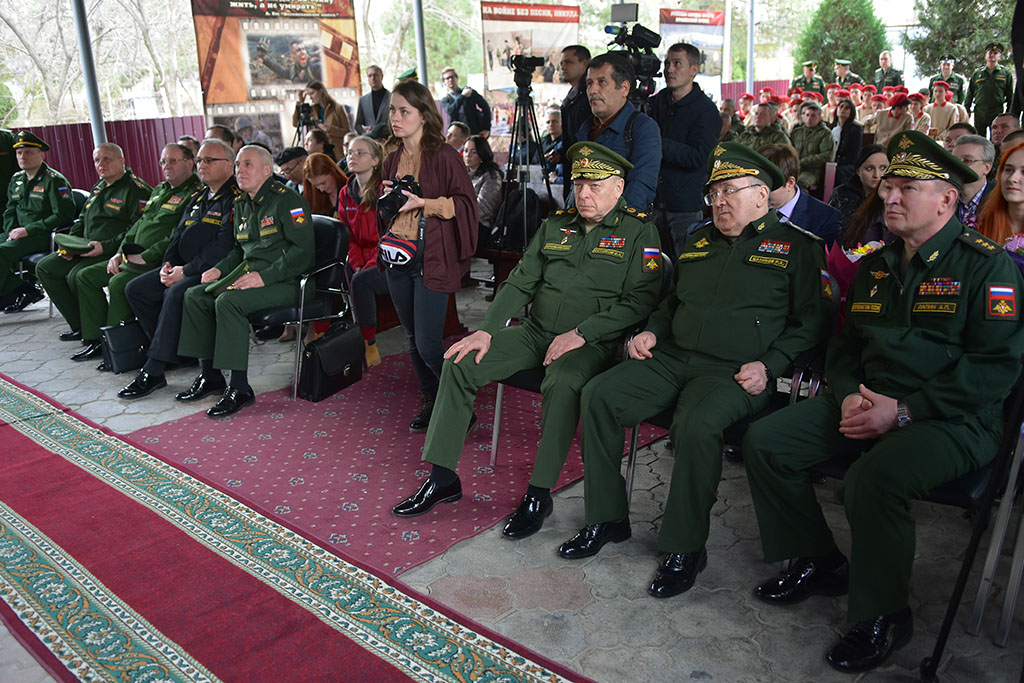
(129, 354), (667, 575)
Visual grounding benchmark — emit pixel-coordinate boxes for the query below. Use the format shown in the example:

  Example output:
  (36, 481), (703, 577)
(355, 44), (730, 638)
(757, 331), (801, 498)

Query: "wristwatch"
(574, 327), (587, 342)
(896, 400), (913, 428)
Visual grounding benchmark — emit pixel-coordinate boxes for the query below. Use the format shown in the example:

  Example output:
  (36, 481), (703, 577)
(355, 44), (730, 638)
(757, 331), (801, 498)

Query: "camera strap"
(623, 111), (639, 161)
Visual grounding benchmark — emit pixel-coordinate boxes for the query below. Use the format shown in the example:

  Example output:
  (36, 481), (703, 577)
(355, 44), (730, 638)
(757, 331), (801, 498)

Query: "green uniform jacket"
(964, 65), (1014, 115)
(3, 162), (76, 238)
(216, 177), (314, 287)
(119, 174), (202, 270)
(790, 124), (834, 190)
(929, 72), (967, 104)
(873, 67), (904, 90)
(646, 211), (832, 377)
(836, 72), (864, 88)
(827, 218), (1024, 426)
(0, 130), (14, 216)
(73, 170), (152, 256)
(792, 75), (826, 97)
(720, 114), (746, 142)
(736, 123), (791, 149)
(479, 198), (662, 343)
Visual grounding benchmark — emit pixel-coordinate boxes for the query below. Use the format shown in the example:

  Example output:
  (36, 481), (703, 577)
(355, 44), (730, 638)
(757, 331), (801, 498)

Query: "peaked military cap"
(566, 142), (632, 181)
(12, 130), (49, 152)
(884, 130), (978, 191)
(985, 42), (1004, 53)
(397, 67), (417, 81)
(939, 54), (955, 64)
(834, 58), (852, 66)
(801, 60), (817, 69)
(705, 142), (784, 192)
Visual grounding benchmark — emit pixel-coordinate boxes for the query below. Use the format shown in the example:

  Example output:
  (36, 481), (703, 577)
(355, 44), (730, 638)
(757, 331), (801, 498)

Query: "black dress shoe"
(826, 607), (913, 673)
(754, 553), (849, 605)
(648, 548), (708, 598)
(70, 342), (103, 361)
(59, 329), (83, 342)
(118, 371), (167, 399)
(175, 373), (227, 402)
(206, 387), (255, 418)
(409, 394), (435, 433)
(3, 285), (44, 313)
(392, 478), (462, 517)
(96, 360), (111, 372)
(502, 494), (553, 539)
(558, 519), (631, 559)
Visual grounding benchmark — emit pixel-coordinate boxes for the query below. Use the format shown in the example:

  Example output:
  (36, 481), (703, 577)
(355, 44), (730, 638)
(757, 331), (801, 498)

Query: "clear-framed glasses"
(196, 157), (230, 165)
(703, 183), (761, 206)
(159, 158), (186, 167)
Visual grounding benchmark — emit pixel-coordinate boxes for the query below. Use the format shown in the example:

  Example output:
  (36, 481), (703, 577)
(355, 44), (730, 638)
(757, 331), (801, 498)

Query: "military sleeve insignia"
(987, 284), (1018, 319)
(820, 270), (833, 300)
(642, 247), (661, 272)
(58, 185), (71, 198)
(290, 207), (307, 224)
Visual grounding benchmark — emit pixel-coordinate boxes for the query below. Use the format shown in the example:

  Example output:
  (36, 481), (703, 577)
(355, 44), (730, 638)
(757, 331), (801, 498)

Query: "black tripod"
(293, 101), (317, 147)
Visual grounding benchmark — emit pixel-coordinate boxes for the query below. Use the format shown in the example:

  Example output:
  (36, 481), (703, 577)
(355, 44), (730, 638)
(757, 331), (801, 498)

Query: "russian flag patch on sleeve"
(987, 284), (1018, 320)
(290, 207), (306, 224)
(642, 247), (661, 272)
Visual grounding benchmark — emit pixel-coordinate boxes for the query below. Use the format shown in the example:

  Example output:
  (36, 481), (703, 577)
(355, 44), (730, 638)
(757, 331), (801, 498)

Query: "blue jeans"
(384, 265), (448, 398)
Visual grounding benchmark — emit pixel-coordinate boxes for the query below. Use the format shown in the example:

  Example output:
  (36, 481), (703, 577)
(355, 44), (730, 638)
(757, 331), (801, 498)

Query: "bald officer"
(743, 131), (1024, 673)
(559, 142), (832, 600)
(391, 142), (662, 540)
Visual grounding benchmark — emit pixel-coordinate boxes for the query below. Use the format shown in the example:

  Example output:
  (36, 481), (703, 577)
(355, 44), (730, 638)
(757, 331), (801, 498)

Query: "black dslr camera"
(378, 175), (422, 224)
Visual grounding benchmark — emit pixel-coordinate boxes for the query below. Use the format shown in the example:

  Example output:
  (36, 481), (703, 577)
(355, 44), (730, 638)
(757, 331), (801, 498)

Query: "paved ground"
(0, 271), (1022, 683)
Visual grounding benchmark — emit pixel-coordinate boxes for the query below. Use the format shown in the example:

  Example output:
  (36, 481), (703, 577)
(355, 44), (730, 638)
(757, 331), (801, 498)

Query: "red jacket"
(338, 176), (379, 271)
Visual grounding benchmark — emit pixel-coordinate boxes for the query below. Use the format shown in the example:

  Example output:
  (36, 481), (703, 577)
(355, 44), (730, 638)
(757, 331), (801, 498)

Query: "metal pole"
(746, 0), (754, 94)
(70, 0), (106, 145)
(412, 0), (428, 86)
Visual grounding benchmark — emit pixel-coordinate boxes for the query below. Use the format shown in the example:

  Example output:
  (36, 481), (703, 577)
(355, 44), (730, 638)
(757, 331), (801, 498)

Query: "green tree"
(793, 0), (888, 83)
(902, 0), (1013, 78)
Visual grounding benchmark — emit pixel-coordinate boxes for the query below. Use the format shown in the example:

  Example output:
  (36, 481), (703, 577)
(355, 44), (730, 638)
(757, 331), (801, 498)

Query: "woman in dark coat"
(831, 98), (863, 187)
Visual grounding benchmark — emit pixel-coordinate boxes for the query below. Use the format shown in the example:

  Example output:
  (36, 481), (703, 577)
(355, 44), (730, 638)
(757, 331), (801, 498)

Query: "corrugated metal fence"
(20, 116), (207, 191)
(721, 79), (793, 102)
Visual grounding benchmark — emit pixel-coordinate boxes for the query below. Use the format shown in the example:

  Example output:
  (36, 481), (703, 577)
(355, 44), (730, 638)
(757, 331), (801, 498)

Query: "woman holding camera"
(380, 80), (478, 431)
(293, 81), (350, 162)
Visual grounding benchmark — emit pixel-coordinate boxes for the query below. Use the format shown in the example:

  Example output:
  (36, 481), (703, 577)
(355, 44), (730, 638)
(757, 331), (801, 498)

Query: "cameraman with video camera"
(650, 43), (721, 259)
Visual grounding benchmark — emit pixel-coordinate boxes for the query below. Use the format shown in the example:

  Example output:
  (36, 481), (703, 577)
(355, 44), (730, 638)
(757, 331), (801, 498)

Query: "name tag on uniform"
(913, 302), (957, 314)
(850, 302), (882, 314)
(747, 254), (788, 269)
(543, 242), (571, 252)
(259, 227), (278, 237)
(591, 247), (624, 258)
(678, 251), (709, 260)
(202, 216), (222, 225)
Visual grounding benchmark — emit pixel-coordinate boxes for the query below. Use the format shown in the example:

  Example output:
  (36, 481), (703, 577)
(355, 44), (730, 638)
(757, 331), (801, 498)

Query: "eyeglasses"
(346, 150), (372, 158)
(959, 157), (987, 166)
(159, 158), (187, 167)
(196, 157), (230, 165)
(704, 183), (761, 206)
(279, 162), (302, 175)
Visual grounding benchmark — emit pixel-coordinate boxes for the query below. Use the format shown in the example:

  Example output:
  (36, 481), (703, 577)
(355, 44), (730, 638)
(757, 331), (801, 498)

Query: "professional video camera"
(508, 54), (546, 90)
(605, 22), (662, 102)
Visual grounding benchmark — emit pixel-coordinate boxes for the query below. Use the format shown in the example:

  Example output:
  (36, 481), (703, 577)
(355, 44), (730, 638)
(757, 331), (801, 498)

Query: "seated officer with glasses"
(561, 142), (832, 600)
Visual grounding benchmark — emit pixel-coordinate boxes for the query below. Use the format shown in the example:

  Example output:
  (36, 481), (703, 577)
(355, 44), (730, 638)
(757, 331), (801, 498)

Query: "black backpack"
(491, 186), (542, 252)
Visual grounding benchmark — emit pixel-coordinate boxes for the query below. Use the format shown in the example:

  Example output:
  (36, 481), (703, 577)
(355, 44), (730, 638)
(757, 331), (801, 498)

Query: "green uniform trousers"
(75, 261), (149, 341)
(742, 394), (998, 621)
(421, 320), (615, 488)
(36, 253), (108, 331)
(179, 282), (300, 372)
(580, 345), (770, 553)
(974, 109), (1000, 137)
(0, 232), (49, 295)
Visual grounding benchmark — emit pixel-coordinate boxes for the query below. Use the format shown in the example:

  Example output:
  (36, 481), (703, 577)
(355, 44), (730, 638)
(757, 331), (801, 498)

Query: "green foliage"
(793, 0), (888, 81)
(0, 81), (17, 125)
(902, 0), (1014, 77)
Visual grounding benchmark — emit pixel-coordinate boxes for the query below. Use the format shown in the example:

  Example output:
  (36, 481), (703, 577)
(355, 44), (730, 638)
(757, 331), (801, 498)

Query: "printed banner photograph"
(659, 8), (725, 78)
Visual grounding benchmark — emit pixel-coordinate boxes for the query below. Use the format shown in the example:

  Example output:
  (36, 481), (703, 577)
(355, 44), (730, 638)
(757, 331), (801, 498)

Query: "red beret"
(849, 82), (864, 91)
(932, 80), (950, 90)
(895, 85), (909, 94)
(826, 82), (839, 90)
(946, 91), (954, 101)
(863, 84), (877, 93)
(908, 92), (927, 102)
(788, 86), (803, 95)
(882, 86), (895, 93)
(888, 93), (910, 107)
(836, 89), (851, 98)
(760, 87), (774, 94)
(871, 94), (888, 102)
(739, 92), (754, 101)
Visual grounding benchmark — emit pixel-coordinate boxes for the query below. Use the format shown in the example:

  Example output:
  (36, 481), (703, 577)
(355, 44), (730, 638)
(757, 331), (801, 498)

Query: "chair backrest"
(311, 214), (349, 291)
(72, 189), (89, 219)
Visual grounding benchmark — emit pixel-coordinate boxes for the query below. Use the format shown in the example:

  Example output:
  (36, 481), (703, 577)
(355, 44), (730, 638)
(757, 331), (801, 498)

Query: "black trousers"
(124, 269), (202, 365)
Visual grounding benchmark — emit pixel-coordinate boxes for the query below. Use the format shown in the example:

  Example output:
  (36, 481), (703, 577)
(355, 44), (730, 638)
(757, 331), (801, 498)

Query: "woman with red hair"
(977, 141), (1024, 251)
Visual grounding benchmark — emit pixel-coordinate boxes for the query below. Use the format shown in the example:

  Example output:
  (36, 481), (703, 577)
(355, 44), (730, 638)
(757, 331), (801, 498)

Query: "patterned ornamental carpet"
(0, 374), (590, 682)
(128, 355), (666, 575)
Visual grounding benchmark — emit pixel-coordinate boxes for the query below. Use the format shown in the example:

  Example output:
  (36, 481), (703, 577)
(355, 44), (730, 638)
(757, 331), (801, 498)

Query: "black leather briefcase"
(100, 321), (148, 374)
(298, 321), (364, 402)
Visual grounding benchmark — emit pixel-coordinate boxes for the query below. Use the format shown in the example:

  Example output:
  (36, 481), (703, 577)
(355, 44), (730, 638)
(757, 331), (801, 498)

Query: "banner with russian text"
(660, 8), (724, 98)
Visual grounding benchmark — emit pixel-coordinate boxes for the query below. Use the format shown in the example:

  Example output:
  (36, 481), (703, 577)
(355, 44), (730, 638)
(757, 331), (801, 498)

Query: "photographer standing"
(292, 81), (350, 162)
(379, 80), (478, 432)
(650, 42), (720, 259)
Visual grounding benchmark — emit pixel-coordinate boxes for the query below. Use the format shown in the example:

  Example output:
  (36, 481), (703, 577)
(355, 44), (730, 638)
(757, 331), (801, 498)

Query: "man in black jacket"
(554, 45), (592, 200)
(649, 42), (721, 259)
(440, 68), (491, 136)
(117, 139), (239, 399)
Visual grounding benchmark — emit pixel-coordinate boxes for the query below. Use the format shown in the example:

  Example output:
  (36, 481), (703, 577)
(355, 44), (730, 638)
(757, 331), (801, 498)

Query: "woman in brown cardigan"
(379, 80), (478, 431)
(293, 81), (350, 162)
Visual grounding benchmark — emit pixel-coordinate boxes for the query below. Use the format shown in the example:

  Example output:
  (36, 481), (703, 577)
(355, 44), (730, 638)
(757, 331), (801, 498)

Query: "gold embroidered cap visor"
(566, 141), (633, 181)
(12, 130), (49, 152)
(884, 130), (977, 191)
(704, 142), (784, 192)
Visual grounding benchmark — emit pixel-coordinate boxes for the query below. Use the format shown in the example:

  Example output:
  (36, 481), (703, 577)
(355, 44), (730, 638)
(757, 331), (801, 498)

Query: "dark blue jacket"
(649, 83), (721, 213)
(789, 189), (843, 247)
(577, 101), (662, 211)
(441, 89), (492, 135)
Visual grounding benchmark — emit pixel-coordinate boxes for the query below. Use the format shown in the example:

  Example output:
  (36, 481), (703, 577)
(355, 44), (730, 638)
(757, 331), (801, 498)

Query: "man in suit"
(355, 65), (390, 135)
(759, 143), (842, 247)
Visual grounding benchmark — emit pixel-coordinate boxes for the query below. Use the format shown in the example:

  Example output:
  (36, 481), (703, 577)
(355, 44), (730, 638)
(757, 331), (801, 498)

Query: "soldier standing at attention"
(178, 145), (313, 418)
(0, 131), (76, 311)
(964, 42), (1015, 137)
(36, 143), (151, 343)
(391, 142), (662, 540)
(929, 55), (967, 104)
(744, 130), (1024, 673)
(873, 50), (904, 91)
(834, 59), (863, 89)
(792, 61), (826, 97)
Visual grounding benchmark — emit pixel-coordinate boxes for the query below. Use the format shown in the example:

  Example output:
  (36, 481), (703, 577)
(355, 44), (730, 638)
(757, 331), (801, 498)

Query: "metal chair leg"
(490, 383), (504, 468)
(996, 504), (1024, 647)
(625, 426), (640, 508)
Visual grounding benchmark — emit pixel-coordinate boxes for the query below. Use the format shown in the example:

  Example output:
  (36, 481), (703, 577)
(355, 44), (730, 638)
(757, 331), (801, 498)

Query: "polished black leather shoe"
(826, 607), (913, 673)
(648, 548), (708, 598)
(502, 494), (553, 539)
(754, 553), (849, 605)
(409, 396), (435, 433)
(392, 478), (462, 517)
(206, 387), (255, 418)
(96, 360), (111, 372)
(70, 341), (103, 361)
(3, 285), (44, 313)
(558, 519), (631, 559)
(59, 329), (83, 342)
(118, 371), (167, 399)
(175, 373), (227, 402)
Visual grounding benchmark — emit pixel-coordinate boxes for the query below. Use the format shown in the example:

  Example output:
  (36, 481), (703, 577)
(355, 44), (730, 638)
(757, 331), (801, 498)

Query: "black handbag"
(298, 321), (364, 401)
(100, 321), (148, 374)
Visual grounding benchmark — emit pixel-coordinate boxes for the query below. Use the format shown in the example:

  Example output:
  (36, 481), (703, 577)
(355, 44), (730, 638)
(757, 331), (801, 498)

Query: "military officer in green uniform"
(391, 142), (662, 538)
(736, 102), (791, 149)
(37, 142), (151, 342)
(0, 128), (15, 216)
(833, 59), (863, 89)
(178, 145), (313, 418)
(964, 42), (1015, 137)
(0, 131), (76, 311)
(68, 143), (200, 365)
(792, 61), (826, 97)
(743, 130), (1024, 673)
(929, 54), (967, 104)
(558, 143), (832, 600)
(873, 50), (904, 91)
